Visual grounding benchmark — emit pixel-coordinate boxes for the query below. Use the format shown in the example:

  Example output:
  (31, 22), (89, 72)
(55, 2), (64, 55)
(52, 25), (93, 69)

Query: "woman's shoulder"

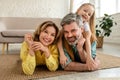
(49, 44), (57, 48)
(48, 44), (58, 53)
(21, 41), (29, 48)
(22, 41), (27, 45)
(48, 44), (58, 50)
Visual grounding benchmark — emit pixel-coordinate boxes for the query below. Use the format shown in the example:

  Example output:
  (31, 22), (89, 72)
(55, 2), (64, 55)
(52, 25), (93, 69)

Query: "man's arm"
(64, 62), (88, 71)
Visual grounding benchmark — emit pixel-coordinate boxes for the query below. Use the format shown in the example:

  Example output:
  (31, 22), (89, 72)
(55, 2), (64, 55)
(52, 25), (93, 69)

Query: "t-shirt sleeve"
(91, 41), (97, 58)
(84, 22), (90, 31)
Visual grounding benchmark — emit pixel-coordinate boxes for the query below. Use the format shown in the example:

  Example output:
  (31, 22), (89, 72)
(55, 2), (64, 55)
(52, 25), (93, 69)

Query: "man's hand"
(76, 37), (86, 62)
(86, 57), (98, 71)
(77, 36), (85, 52)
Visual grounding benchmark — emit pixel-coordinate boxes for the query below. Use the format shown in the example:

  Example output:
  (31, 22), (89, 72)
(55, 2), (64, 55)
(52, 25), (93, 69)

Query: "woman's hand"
(24, 34), (35, 56)
(31, 42), (45, 51)
(24, 33), (33, 47)
(31, 42), (50, 58)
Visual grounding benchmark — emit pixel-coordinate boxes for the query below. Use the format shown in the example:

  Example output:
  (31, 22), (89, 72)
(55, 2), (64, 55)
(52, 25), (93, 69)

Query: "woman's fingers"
(25, 34), (33, 41)
(31, 42), (43, 51)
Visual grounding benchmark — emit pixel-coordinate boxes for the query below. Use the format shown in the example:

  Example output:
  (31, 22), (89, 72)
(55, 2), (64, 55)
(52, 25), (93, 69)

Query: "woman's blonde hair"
(76, 3), (97, 43)
(33, 21), (60, 44)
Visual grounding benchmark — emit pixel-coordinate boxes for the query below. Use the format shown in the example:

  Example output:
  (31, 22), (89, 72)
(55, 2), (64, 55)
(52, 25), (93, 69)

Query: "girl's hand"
(60, 54), (68, 66)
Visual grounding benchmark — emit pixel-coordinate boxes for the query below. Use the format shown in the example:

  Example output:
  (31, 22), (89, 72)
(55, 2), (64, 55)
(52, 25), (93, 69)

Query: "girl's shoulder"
(84, 22), (89, 25)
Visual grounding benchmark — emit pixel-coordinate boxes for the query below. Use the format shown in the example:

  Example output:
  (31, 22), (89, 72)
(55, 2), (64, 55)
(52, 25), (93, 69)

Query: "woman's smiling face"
(39, 26), (56, 46)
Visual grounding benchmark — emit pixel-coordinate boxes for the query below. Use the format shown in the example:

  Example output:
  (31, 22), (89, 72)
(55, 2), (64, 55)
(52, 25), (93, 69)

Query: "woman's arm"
(31, 42), (59, 71)
(20, 42), (36, 75)
(45, 45), (59, 71)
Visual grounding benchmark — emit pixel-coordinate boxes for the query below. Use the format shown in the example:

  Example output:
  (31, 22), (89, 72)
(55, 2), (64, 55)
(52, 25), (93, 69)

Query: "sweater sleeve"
(45, 45), (59, 71)
(20, 41), (36, 75)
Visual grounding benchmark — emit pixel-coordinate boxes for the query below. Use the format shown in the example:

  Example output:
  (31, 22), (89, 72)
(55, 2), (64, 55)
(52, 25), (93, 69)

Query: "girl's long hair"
(76, 3), (97, 43)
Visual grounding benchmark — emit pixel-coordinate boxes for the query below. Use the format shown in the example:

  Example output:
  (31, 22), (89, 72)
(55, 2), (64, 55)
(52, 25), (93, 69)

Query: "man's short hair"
(60, 13), (83, 27)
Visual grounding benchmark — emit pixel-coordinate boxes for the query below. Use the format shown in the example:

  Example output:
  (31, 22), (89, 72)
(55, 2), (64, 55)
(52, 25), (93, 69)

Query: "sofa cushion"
(1, 30), (34, 37)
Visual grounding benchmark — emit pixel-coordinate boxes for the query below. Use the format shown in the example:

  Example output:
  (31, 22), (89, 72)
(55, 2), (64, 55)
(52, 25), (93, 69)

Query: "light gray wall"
(0, 0), (70, 18)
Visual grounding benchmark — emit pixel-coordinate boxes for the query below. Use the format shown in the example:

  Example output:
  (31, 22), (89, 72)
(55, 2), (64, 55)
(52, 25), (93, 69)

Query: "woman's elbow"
(48, 65), (58, 71)
(22, 63), (35, 75)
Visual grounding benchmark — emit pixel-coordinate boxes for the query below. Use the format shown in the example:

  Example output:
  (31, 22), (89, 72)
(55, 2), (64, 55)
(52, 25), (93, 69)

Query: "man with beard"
(59, 13), (99, 71)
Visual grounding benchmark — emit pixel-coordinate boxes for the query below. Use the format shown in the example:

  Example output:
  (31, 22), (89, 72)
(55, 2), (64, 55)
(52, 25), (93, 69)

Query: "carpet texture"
(0, 53), (120, 80)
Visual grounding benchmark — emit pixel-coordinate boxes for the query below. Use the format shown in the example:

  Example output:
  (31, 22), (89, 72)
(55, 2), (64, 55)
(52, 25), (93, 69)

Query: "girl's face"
(39, 26), (56, 46)
(77, 5), (94, 22)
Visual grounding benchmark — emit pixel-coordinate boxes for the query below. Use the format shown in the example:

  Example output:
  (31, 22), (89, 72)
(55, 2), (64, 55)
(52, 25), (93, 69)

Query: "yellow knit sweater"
(20, 41), (59, 75)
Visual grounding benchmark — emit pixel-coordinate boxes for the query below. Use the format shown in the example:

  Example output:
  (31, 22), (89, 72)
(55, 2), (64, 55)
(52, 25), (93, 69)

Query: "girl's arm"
(57, 29), (68, 65)
(84, 31), (92, 59)
(84, 31), (97, 70)
(83, 22), (92, 58)
(83, 22), (98, 70)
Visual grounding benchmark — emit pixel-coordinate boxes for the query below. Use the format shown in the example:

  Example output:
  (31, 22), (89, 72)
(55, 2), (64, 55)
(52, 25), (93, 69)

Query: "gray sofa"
(0, 17), (61, 54)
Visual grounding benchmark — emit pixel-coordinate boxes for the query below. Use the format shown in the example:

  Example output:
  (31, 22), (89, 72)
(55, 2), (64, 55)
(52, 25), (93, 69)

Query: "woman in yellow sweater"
(20, 21), (60, 75)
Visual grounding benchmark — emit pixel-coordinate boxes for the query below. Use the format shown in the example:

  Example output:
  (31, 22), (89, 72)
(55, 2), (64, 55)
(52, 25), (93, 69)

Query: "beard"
(66, 35), (80, 46)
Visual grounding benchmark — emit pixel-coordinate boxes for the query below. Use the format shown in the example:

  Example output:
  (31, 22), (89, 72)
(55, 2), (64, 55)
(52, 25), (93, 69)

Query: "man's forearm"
(64, 62), (88, 71)
(78, 48), (86, 63)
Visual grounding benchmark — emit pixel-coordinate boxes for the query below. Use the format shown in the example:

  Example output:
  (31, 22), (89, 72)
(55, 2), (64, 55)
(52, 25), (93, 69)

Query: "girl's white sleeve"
(84, 22), (90, 31)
